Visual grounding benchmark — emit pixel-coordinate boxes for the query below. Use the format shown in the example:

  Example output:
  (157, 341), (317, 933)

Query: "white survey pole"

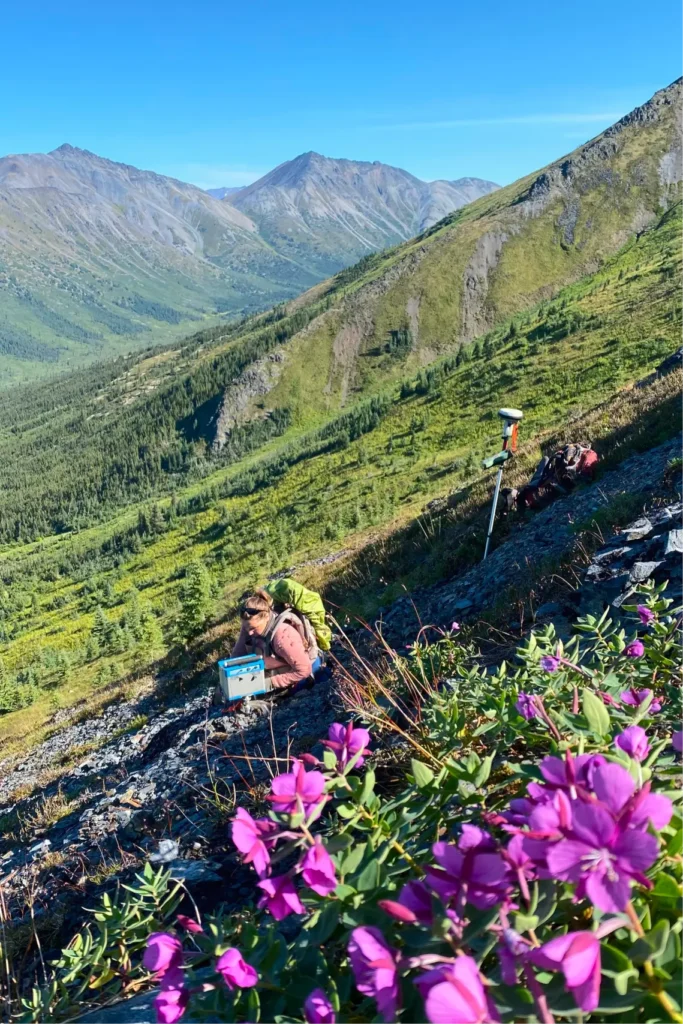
(482, 407), (523, 561)
(483, 467), (505, 560)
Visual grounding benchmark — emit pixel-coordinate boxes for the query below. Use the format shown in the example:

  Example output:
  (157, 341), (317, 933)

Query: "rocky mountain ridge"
(229, 151), (499, 275)
(0, 145), (495, 380)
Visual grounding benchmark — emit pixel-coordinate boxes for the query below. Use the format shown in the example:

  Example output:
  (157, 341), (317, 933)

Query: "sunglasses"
(241, 606), (262, 618)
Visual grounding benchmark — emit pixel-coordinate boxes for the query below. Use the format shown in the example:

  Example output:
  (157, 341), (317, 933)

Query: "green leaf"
(341, 842), (367, 875)
(355, 858), (381, 892)
(582, 687), (610, 736)
(334, 884), (356, 900)
(602, 943), (635, 975)
(651, 872), (682, 905)
(514, 912), (539, 932)
(306, 903), (340, 944)
(595, 990), (646, 1013)
(336, 803), (358, 819)
(410, 759), (435, 789)
(359, 768), (376, 805)
(666, 828), (682, 856)
(473, 753), (494, 788)
(646, 919), (670, 959)
(322, 749), (338, 770)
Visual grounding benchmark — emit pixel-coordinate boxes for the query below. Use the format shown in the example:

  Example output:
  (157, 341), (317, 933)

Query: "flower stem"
(524, 963), (555, 1024)
(626, 903), (683, 1023)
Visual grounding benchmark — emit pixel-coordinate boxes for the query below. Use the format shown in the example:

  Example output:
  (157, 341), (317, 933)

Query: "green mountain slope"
(0, 80), (678, 545)
(1, 75), (683, 745)
(0, 196), (679, 751)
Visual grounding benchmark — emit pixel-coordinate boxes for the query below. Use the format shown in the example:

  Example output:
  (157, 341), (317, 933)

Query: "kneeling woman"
(231, 589), (320, 690)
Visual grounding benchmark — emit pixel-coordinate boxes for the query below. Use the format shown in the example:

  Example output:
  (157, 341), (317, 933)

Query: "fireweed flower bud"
(304, 989), (336, 1023)
(216, 948), (258, 990)
(143, 932), (183, 976)
(615, 725), (650, 762)
(637, 604), (655, 625)
(515, 692), (538, 719)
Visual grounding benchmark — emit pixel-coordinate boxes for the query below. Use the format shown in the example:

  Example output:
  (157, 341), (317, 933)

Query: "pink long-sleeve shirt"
(231, 620), (312, 689)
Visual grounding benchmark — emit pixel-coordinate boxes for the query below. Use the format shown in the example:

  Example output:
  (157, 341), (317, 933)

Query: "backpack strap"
(266, 610), (319, 663)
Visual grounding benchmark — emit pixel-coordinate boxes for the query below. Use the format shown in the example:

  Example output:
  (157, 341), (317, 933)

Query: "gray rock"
(623, 518), (653, 541)
(29, 840), (52, 859)
(81, 989), (157, 1023)
(629, 561), (662, 583)
(664, 530), (683, 555)
(148, 838), (179, 864)
(169, 860), (222, 883)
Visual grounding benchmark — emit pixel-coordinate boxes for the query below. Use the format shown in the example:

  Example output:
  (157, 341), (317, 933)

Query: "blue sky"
(4, 0), (680, 188)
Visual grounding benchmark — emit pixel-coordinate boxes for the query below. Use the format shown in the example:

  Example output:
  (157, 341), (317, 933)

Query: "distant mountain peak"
(231, 153), (499, 275)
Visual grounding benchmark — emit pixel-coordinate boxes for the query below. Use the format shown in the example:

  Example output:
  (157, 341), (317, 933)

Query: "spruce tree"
(140, 614), (165, 659)
(177, 561), (215, 642)
(91, 606), (109, 648)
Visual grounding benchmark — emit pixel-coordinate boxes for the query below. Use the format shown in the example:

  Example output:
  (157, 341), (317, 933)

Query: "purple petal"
(629, 793), (673, 831)
(546, 839), (592, 882)
(585, 870), (632, 912)
(570, 801), (617, 848)
(539, 756), (568, 787)
(591, 763), (635, 815)
(612, 828), (659, 873)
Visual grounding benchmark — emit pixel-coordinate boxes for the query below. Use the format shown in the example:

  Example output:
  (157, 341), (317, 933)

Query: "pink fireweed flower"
(673, 731), (683, 753)
(257, 874), (305, 920)
(451, 621), (460, 631)
(348, 926), (400, 1022)
(515, 692), (538, 720)
(540, 654), (561, 673)
(615, 725), (650, 762)
(154, 967), (189, 1024)
(414, 955), (500, 1023)
(267, 760), (327, 818)
(304, 988), (336, 1023)
(621, 687), (661, 712)
(545, 764), (664, 912)
(425, 835), (510, 911)
(624, 639), (645, 658)
(323, 722), (371, 769)
(538, 752), (606, 793)
(637, 604), (655, 625)
(143, 932), (183, 976)
(231, 807), (279, 877)
(529, 931), (601, 1013)
(585, 763), (672, 833)
(301, 838), (338, 896)
(379, 880), (434, 924)
(216, 948), (258, 990)
(175, 914), (203, 935)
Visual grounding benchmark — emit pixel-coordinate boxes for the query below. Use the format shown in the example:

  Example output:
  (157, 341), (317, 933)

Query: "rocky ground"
(381, 435), (682, 640)
(0, 675), (341, 930)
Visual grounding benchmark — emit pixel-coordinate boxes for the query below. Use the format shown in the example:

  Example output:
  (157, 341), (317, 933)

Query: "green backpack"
(264, 578), (332, 652)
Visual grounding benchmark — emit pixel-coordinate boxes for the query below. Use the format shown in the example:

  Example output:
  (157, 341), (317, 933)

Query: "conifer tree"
(91, 606), (109, 648)
(177, 561), (215, 642)
(140, 613), (165, 660)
